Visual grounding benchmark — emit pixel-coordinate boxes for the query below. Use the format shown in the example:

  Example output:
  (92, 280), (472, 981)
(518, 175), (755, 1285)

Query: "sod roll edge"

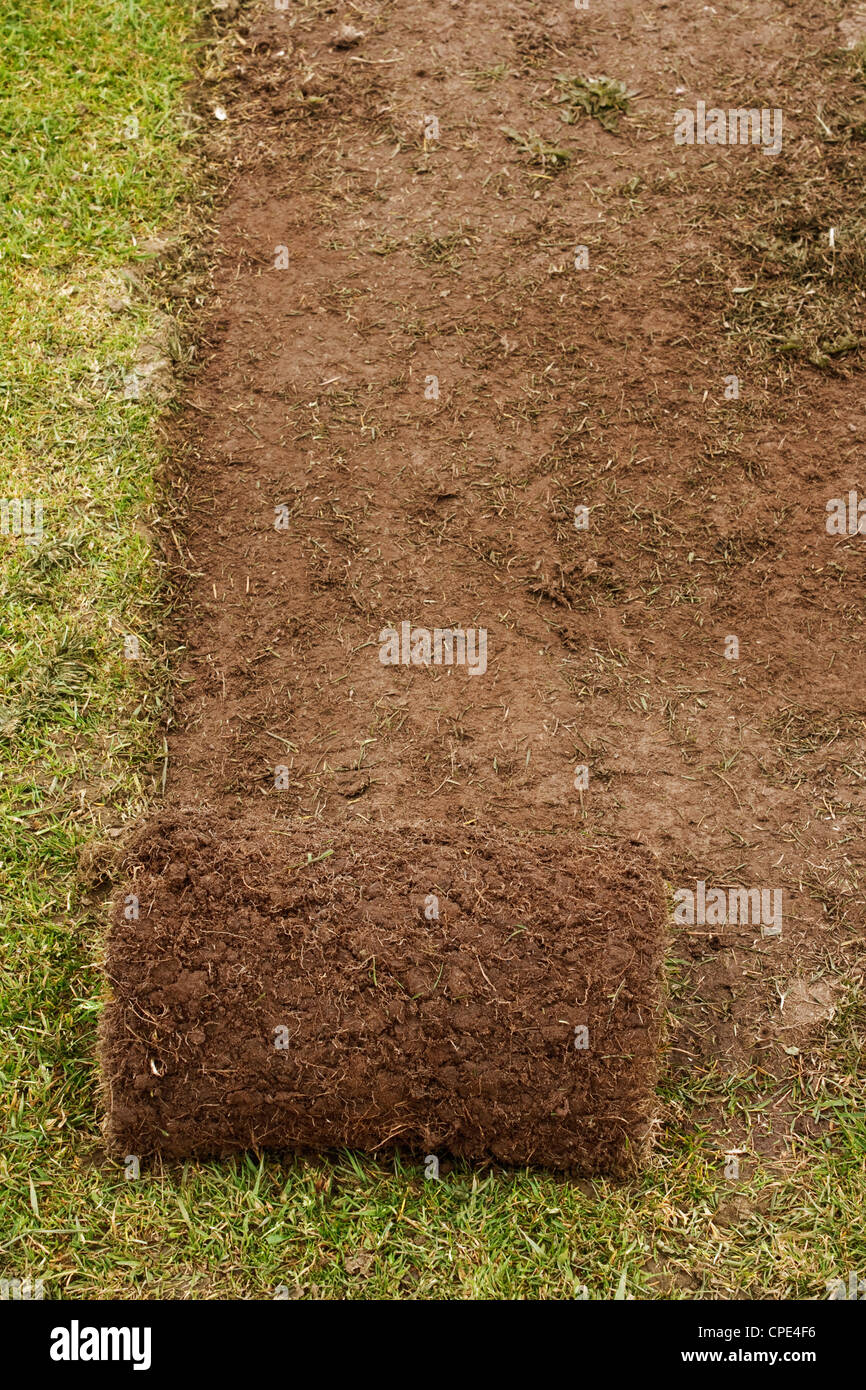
(101, 812), (667, 1174)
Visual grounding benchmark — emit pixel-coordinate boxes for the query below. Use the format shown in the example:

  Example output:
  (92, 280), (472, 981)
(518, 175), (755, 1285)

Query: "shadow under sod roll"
(101, 811), (667, 1173)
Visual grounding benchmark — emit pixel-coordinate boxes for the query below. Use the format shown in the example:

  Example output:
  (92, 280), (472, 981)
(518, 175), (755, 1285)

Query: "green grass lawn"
(0, 0), (864, 1300)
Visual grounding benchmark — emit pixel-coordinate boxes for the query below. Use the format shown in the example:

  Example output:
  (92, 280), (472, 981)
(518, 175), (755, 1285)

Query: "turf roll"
(101, 812), (667, 1173)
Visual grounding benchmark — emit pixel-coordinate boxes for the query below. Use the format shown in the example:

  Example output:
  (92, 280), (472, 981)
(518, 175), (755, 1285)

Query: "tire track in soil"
(157, 0), (865, 1152)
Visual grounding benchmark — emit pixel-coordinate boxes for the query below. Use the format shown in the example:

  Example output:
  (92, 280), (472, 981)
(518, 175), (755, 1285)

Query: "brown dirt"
(103, 0), (866, 1165)
(102, 815), (665, 1172)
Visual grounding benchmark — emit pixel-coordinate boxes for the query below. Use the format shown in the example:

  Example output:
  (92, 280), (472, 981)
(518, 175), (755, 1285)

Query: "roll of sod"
(101, 812), (666, 1173)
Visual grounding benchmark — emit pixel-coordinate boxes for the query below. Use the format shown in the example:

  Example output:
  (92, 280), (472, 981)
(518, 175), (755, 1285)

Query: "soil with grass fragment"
(103, 0), (865, 1168)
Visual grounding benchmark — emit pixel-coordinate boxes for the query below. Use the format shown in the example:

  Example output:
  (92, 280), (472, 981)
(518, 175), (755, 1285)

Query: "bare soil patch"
(103, 0), (865, 1168)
